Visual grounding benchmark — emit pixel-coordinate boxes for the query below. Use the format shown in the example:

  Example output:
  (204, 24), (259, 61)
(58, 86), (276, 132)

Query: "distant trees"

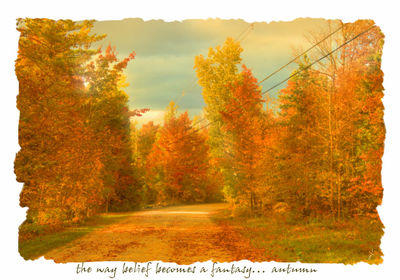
(131, 121), (160, 205)
(145, 102), (217, 205)
(129, 102), (223, 206)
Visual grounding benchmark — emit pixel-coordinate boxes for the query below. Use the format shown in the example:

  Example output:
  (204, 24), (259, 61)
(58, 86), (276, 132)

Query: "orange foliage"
(146, 107), (212, 204)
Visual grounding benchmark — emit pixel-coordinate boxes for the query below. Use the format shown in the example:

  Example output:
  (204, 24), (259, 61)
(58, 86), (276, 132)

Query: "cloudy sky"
(91, 18), (335, 125)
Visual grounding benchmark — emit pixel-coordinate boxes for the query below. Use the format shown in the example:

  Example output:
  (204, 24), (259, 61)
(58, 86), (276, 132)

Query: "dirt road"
(44, 203), (269, 264)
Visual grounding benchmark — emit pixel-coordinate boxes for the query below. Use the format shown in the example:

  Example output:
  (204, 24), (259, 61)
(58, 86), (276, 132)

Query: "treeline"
(277, 21), (384, 220)
(15, 19), (141, 231)
(193, 20), (384, 221)
(15, 18), (384, 236)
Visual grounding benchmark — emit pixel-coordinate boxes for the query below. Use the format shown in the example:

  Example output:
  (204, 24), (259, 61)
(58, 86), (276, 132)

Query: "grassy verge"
(213, 210), (384, 264)
(19, 212), (132, 260)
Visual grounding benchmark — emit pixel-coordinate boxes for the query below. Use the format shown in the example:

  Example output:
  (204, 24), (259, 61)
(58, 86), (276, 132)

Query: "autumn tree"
(146, 102), (211, 204)
(84, 44), (138, 212)
(194, 38), (243, 196)
(334, 21), (385, 217)
(220, 66), (269, 214)
(194, 39), (280, 215)
(15, 19), (106, 225)
(131, 121), (160, 205)
(278, 61), (333, 218)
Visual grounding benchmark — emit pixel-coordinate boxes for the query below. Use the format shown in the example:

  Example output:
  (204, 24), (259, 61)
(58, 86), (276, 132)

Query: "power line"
(261, 23), (376, 95)
(237, 23), (255, 43)
(188, 22), (347, 130)
(169, 23), (376, 146)
(235, 23), (253, 42)
(258, 23), (346, 84)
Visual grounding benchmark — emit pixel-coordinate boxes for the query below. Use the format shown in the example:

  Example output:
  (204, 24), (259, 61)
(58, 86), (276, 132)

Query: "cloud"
(91, 18), (337, 125)
(125, 54), (203, 110)
(131, 110), (165, 127)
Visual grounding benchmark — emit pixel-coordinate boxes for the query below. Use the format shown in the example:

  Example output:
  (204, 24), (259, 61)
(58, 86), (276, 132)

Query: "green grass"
(213, 211), (384, 264)
(19, 213), (132, 260)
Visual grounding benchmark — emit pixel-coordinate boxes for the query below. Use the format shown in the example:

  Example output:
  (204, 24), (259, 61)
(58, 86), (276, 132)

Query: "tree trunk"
(105, 193), (109, 213)
(328, 78), (335, 218)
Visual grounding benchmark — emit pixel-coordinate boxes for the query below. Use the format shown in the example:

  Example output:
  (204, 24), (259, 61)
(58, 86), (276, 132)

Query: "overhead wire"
(258, 23), (346, 84)
(168, 23), (377, 146)
(261, 23), (376, 95)
(187, 22), (347, 131)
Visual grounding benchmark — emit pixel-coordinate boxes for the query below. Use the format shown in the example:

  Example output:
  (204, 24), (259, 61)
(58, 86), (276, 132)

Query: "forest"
(15, 18), (385, 262)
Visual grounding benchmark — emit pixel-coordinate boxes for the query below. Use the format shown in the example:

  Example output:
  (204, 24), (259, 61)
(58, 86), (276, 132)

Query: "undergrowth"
(19, 212), (131, 260)
(213, 209), (384, 264)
